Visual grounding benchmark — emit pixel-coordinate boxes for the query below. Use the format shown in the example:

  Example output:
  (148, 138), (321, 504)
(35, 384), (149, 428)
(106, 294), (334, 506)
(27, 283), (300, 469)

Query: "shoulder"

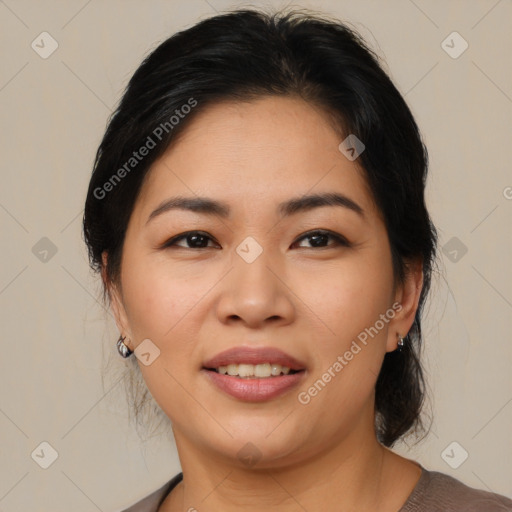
(402, 467), (512, 511)
(117, 473), (183, 512)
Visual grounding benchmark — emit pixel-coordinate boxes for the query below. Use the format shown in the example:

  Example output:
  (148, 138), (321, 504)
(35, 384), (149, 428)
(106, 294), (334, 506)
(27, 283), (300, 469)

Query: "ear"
(386, 258), (424, 353)
(102, 251), (133, 350)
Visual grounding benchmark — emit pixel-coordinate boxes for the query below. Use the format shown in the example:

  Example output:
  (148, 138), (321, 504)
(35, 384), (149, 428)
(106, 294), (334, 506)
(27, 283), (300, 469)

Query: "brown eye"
(162, 231), (219, 249)
(292, 230), (350, 249)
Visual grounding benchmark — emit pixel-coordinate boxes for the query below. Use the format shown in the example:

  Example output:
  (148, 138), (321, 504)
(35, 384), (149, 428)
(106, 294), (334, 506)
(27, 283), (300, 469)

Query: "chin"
(210, 420), (309, 466)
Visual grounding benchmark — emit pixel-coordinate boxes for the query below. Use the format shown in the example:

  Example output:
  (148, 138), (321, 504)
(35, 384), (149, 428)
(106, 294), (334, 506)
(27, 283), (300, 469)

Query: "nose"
(215, 250), (295, 329)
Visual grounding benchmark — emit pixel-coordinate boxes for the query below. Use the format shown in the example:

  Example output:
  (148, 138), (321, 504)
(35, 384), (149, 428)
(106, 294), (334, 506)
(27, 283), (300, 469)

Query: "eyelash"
(161, 229), (351, 250)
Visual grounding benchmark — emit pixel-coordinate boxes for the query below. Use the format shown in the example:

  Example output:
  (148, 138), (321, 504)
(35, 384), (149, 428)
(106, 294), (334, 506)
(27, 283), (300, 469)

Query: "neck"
(161, 421), (407, 511)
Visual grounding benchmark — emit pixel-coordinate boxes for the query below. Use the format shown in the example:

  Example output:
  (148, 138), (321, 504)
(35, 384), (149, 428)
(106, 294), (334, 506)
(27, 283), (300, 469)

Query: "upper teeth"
(217, 363), (291, 378)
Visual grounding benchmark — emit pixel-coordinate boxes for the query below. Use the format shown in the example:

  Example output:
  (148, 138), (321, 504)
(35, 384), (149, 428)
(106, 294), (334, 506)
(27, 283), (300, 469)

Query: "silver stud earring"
(117, 335), (133, 358)
(397, 334), (404, 352)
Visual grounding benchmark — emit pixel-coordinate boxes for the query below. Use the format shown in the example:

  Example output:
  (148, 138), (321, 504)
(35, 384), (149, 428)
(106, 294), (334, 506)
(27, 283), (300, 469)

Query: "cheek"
(120, 260), (207, 421)
(295, 246), (394, 345)
(119, 252), (208, 367)
(294, 284), (391, 435)
(295, 242), (395, 403)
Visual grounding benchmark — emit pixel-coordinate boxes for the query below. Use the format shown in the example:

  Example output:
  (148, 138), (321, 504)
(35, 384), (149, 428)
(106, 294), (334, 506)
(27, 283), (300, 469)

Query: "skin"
(105, 96), (424, 511)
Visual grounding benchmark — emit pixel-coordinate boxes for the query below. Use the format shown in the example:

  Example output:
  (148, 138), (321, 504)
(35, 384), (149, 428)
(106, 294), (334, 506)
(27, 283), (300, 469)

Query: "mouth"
(201, 367), (306, 402)
(202, 346), (306, 373)
(201, 346), (307, 402)
(203, 363), (303, 379)
(201, 347), (307, 402)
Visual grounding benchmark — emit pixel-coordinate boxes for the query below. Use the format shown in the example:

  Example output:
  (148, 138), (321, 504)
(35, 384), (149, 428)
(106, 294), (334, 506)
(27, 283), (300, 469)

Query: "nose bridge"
(216, 239), (294, 327)
(235, 241), (276, 292)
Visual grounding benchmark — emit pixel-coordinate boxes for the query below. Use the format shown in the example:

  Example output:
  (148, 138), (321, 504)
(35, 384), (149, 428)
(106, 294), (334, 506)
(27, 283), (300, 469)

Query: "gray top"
(120, 465), (512, 511)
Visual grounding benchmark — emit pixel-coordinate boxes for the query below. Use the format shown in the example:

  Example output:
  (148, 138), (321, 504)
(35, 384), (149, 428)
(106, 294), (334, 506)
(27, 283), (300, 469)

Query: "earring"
(396, 334), (404, 353)
(117, 335), (133, 358)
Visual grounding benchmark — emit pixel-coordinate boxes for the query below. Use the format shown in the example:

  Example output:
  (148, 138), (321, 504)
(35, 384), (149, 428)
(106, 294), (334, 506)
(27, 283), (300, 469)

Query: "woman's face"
(108, 96), (420, 468)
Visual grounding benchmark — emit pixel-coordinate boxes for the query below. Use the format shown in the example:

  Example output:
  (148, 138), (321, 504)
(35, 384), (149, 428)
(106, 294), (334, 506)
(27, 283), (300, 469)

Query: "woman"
(83, 8), (512, 512)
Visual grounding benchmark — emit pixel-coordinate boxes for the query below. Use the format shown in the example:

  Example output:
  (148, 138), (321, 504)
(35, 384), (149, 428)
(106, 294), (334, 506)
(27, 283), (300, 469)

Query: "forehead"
(134, 96), (378, 222)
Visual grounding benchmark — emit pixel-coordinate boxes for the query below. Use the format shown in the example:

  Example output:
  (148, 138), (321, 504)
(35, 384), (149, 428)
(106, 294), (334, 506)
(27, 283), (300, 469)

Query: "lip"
(202, 369), (305, 402)
(202, 346), (307, 402)
(202, 346), (306, 371)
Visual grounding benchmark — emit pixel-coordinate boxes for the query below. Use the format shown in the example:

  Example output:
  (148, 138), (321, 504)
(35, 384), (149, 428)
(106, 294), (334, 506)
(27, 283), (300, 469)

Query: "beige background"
(1, 0), (511, 510)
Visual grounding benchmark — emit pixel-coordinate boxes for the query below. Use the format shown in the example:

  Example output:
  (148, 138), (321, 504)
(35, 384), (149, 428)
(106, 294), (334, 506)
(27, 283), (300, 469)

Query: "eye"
(292, 229), (350, 249)
(160, 229), (350, 250)
(161, 231), (219, 249)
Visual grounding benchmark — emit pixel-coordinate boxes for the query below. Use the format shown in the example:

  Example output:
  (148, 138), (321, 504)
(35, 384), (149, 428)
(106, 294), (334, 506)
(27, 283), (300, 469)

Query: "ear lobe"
(101, 251), (131, 342)
(386, 259), (424, 352)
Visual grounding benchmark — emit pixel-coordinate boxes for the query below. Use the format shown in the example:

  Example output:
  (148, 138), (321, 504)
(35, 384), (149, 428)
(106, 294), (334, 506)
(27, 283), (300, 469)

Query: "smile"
(208, 363), (300, 378)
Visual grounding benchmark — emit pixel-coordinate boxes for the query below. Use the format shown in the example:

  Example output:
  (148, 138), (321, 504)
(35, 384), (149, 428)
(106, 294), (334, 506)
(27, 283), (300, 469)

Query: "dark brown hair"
(83, 8), (437, 447)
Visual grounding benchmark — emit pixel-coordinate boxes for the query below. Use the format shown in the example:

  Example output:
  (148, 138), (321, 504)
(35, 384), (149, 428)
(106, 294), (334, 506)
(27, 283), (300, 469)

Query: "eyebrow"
(146, 192), (365, 225)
